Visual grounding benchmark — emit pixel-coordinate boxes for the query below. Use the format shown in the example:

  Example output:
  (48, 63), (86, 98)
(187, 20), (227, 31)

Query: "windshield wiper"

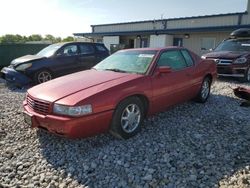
(104, 68), (127, 73)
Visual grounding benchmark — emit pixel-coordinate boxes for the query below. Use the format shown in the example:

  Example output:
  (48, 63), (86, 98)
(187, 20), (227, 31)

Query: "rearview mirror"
(157, 66), (172, 74)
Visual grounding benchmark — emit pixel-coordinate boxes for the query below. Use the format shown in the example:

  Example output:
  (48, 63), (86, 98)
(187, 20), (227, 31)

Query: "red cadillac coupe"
(23, 47), (217, 139)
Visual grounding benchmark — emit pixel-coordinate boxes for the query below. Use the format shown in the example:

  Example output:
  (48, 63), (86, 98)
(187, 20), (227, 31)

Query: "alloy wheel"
(121, 104), (141, 133)
(37, 71), (52, 83)
(201, 79), (210, 100)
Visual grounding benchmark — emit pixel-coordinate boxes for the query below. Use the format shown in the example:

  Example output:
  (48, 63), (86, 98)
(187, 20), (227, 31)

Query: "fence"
(0, 44), (49, 68)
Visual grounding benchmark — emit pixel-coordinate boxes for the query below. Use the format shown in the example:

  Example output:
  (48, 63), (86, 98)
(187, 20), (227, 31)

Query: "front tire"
(110, 97), (145, 139)
(195, 77), (211, 103)
(241, 68), (250, 82)
(34, 70), (53, 84)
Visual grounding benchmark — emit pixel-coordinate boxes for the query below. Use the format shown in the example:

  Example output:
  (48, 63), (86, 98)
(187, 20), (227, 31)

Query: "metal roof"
(74, 24), (250, 37)
(90, 12), (247, 27)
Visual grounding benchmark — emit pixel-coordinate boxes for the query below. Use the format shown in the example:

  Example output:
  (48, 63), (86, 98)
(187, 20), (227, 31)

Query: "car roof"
(55, 41), (104, 46)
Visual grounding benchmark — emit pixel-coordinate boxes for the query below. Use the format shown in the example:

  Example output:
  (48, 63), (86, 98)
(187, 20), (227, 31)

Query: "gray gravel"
(0, 78), (250, 188)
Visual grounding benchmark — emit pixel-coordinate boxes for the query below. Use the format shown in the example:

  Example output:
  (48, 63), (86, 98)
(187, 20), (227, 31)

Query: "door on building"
(141, 38), (149, 47)
(129, 39), (135, 48)
(173, 38), (183, 47)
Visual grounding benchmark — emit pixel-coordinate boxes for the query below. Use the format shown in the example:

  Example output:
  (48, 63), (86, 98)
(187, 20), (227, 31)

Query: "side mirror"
(209, 48), (214, 52)
(157, 66), (172, 74)
(56, 52), (63, 57)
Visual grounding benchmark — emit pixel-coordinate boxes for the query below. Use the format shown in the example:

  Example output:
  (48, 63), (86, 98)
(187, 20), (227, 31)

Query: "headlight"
(234, 57), (247, 64)
(53, 104), (92, 117)
(15, 63), (32, 71)
(201, 55), (206, 59)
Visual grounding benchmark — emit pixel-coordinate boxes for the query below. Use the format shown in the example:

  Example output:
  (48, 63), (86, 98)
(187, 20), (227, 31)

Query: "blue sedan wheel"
(35, 70), (53, 84)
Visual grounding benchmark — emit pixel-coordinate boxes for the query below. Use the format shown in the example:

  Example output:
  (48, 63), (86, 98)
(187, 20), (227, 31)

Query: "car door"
(151, 50), (194, 112)
(180, 49), (201, 97)
(76, 43), (97, 71)
(51, 44), (79, 76)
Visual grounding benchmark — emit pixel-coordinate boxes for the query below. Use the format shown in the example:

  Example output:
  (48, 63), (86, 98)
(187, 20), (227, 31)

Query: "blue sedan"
(0, 42), (109, 86)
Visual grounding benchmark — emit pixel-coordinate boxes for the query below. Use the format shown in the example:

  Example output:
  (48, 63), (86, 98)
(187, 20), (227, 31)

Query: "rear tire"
(110, 97), (144, 139)
(34, 70), (53, 84)
(195, 77), (211, 103)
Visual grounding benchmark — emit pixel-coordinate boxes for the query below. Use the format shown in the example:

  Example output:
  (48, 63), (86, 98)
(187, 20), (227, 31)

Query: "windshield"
(94, 50), (157, 74)
(37, 43), (63, 57)
(214, 39), (250, 52)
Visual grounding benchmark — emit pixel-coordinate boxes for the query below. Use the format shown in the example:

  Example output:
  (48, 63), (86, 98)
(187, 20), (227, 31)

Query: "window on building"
(141, 38), (149, 47)
(157, 50), (188, 71)
(173, 38), (183, 47)
(201, 37), (215, 51)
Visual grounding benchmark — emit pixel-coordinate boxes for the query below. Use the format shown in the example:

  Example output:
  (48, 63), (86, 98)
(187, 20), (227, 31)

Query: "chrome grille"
(27, 95), (50, 114)
(215, 59), (233, 65)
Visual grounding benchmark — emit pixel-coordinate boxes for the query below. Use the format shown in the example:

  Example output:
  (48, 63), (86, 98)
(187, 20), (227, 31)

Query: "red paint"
(23, 47), (217, 139)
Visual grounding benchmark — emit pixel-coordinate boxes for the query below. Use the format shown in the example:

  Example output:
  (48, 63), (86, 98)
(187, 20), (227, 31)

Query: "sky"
(0, 0), (247, 38)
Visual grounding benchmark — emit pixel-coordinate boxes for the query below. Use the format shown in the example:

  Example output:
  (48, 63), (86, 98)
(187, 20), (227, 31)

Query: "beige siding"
(94, 22), (154, 33)
(241, 14), (250, 25)
(149, 35), (173, 48)
(93, 15), (240, 33)
(167, 16), (238, 28)
(103, 36), (120, 50)
(183, 32), (229, 55)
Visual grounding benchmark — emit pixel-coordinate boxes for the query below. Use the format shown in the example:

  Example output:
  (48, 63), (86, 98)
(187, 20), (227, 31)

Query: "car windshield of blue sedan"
(37, 44), (62, 57)
(94, 50), (157, 74)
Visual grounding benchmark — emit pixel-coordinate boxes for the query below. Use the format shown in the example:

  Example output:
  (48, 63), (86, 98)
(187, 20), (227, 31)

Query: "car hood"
(11, 55), (44, 66)
(28, 69), (140, 103)
(204, 51), (249, 59)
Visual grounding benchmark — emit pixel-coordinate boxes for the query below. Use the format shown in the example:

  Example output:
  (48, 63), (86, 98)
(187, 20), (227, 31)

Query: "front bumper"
(217, 64), (248, 78)
(23, 101), (113, 139)
(0, 67), (32, 86)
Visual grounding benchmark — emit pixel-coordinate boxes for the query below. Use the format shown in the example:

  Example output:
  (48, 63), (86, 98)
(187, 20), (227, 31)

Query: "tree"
(28, 34), (43, 41)
(44, 34), (55, 43)
(0, 34), (25, 43)
(62, 36), (75, 42)
(0, 34), (71, 44)
(55, 37), (62, 43)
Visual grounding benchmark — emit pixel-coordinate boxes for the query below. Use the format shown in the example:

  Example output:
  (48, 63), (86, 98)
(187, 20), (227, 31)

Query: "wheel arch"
(204, 73), (213, 83)
(32, 68), (54, 84)
(115, 94), (150, 117)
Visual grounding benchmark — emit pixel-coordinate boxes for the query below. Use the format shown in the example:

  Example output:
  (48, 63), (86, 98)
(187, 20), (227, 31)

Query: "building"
(74, 1), (250, 55)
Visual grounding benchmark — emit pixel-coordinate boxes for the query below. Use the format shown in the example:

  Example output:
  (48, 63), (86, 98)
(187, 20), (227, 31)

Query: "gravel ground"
(0, 78), (250, 188)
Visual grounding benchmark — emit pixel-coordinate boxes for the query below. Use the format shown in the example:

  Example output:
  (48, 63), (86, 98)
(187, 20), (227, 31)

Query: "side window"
(157, 50), (188, 71)
(181, 50), (194, 67)
(79, 44), (95, 54)
(60, 45), (78, 56)
(96, 44), (107, 52)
